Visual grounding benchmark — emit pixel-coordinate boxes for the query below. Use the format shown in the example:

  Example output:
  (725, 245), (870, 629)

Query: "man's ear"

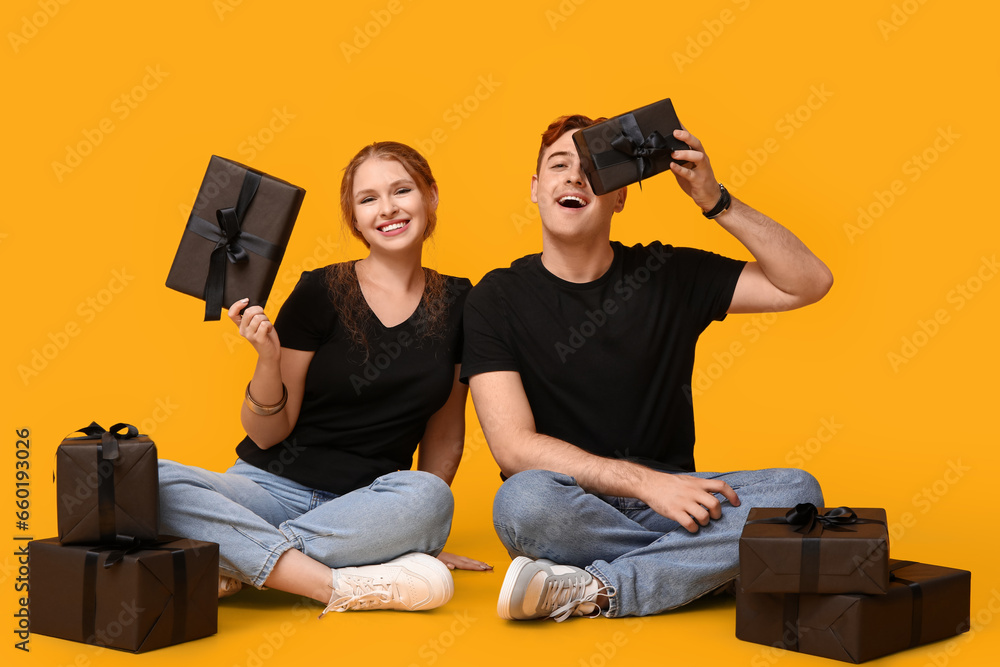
(613, 186), (627, 213)
(530, 174), (539, 204)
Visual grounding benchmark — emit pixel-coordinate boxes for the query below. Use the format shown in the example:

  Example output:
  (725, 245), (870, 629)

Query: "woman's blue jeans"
(493, 467), (823, 617)
(159, 459), (454, 588)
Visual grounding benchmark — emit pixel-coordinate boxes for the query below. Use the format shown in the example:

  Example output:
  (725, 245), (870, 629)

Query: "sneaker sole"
(497, 556), (535, 620)
(388, 553), (455, 610)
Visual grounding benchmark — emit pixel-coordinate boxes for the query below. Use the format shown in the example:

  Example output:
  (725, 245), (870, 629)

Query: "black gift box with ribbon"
(166, 155), (305, 321)
(57, 422), (159, 545)
(735, 560), (971, 664)
(572, 98), (689, 196)
(29, 536), (219, 653)
(740, 504), (890, 595)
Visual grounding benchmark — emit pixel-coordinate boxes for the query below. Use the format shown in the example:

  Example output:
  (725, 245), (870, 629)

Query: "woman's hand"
(437, 551), (493, 571)
(229, 298), (281, 362)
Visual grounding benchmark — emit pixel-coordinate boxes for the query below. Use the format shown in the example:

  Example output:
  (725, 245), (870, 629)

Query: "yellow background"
(4, 0), (998, 664)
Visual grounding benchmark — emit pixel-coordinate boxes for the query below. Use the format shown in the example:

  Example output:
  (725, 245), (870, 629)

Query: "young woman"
(159, 142), (489, 616)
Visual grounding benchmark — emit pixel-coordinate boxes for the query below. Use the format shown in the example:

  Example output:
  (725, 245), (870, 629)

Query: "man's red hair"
(535, 114), (607, 173)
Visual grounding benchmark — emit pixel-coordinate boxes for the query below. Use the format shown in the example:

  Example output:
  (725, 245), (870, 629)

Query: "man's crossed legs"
(493, 467), (823, 619)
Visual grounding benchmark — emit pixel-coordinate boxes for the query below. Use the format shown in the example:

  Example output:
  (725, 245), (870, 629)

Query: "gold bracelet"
(245, 382), (288, 416)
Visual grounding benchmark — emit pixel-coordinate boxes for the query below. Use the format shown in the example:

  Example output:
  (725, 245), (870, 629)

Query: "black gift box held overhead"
(735, 560), (972, 664)
(740, 504), (890, 595)
(29, 536), (219, 653)
(57, 422), (159, 545)
(572, 98), (690, 196)
(166, 155), (306, 321)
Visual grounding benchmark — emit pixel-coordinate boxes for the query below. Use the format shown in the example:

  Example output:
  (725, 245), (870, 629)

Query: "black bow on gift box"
(57, 422), (158, 545)
(182, 169), (283, 321)
(746, 503), (887, 593)
(774, 503), (874, 535)
(591, 113), (687, 190)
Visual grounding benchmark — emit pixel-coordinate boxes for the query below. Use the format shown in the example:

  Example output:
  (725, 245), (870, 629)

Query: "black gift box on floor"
(735, 560), (971, 663)
(57, 422), (159, 545)
(166, 155), (305, 320)
(29, 537), (219, 653)
(572, 98), (689, 195)
(739, 505), (890, 595)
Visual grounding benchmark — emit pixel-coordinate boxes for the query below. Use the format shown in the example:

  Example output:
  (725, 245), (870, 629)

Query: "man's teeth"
(558, 196), (587, 208)
(379, 221), (407, 232)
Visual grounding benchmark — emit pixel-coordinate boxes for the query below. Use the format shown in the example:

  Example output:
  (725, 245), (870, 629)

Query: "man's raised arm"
(669, 128), (834, 314)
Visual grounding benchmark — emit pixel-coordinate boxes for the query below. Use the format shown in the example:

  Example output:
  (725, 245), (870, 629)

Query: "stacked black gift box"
(30, 422), (219, 653)
(736, 504), (971, 663)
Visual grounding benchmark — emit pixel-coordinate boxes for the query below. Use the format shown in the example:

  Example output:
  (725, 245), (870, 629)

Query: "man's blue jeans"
(493, 468), (823, 617)
(159, 459), (454, 588)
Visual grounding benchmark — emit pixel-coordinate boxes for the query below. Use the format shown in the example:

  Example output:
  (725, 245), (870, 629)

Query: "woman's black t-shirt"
(236, 265), (471, 494)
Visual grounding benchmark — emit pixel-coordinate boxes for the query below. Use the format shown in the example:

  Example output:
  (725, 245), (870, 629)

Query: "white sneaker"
(319, 553), (454, 616)
(498, 557), (616, 621)
(219, 574), (243, 598)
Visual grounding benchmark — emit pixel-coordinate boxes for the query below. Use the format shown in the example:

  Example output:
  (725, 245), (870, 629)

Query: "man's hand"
(638, 470), (741, 533)
(668, 128), (724, 211)
(471, 371), (739, 517)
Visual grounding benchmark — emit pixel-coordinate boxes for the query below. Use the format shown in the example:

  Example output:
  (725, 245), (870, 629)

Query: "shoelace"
(541, 574), (618, 622)
(318, 575), (394, 618)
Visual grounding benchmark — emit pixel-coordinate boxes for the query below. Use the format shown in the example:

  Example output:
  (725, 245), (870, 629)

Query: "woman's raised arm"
(229, 298), (314, 449)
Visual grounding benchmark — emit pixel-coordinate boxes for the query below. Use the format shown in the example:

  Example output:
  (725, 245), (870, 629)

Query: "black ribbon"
(746, 503), (884, 535)
(889, 561), (923, 649)
(591, 113), (673, 189)
(63, 422), (141, 543)
(82, 550), (99, 644)
(747, 504), (886, 594)
(81, 540), (190, 649)
(775, 562), (923, 657)
(65, 421), (139, 461)
(783, 503), (877, 535)
(168, 549), (188, 646)
(96, 446), (116, 543)
(781, 594), (801, 652)
(184, 169), (284, 321)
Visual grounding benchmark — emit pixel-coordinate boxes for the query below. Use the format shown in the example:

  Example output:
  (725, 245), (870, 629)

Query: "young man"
(461, 114), (833, 620)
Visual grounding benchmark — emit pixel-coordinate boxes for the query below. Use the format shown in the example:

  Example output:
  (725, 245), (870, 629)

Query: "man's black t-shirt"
(236, 266), (470, 494)
(461, 241), (745, 472)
